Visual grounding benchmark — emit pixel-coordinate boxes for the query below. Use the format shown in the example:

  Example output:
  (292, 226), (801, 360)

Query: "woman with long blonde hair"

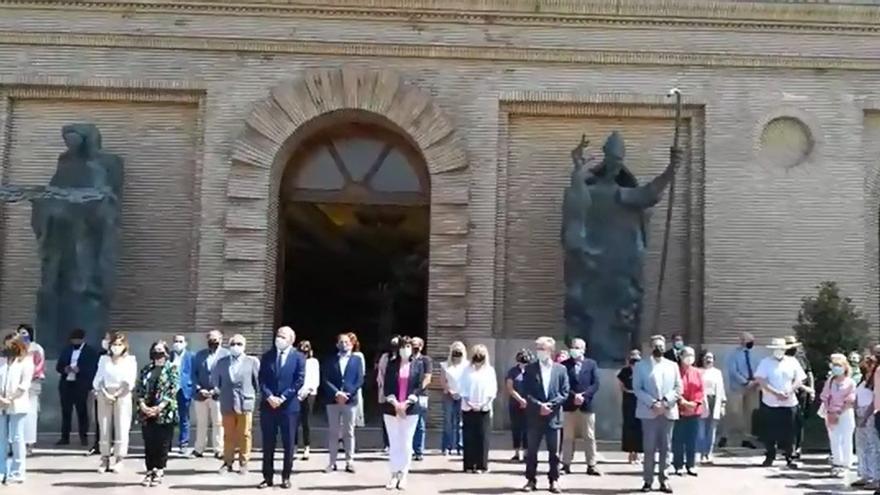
(460, 344), (496, 473)
(440, 341), (468, 455)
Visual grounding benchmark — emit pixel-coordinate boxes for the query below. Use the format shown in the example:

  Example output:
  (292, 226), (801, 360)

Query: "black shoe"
(56, 439), (70, 446)
(522, 481), (537, 492)
(257, 480), (273, 489)
(686, 469), (697, 477)
(413, 454), (424, 461)
(344, 464), (355, 474)
(672, 469), (683, 477)
(742, 441), (757, 449)
(717, 437), (727, 448)
(280, 479), (292, 489)
(549, 482), (562, 494)
(510, 453), (521, 462)
(659, 483), (673, 494)
(641, 483), (652, 493)
(786, 461), (799, 470)
(192, 451), (204, 458)
(561, 464), (571, 475)
(761, 457), (773, 467)
(86, 446), (98, 456)
(586, 466), (601, 476)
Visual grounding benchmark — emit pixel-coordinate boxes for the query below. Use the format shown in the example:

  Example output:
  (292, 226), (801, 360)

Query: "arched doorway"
(277, 119), (430, 422)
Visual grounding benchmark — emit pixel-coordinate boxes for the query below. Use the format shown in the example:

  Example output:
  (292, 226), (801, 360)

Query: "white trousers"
(24, 389), (40, 445)
(194, 398), (223, 453)
(96, 392), (132, 459)
(384, 414), (419, 475)
(828, 408), (856, 469)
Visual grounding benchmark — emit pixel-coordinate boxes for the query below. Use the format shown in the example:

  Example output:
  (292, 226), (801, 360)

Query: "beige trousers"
(96, 391), (132, 459)
(561, 410), (597, 467)
(726, 386), (760, 443)
(194, 398), (224, 453)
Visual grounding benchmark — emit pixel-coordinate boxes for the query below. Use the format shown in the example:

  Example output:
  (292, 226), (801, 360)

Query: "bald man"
(193, 330), (228, 458)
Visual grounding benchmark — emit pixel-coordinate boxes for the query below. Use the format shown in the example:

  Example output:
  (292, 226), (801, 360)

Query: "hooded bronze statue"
(562, 131), (680, 365)
(28, 124), (124, 354)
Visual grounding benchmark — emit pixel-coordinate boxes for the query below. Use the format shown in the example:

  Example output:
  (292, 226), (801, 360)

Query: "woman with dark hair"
(136, 341), (179, 487)
(16, 325), (43, 457)
(347, 332), (367, 429)
(376, 335), (400, 452)
(505, 348), (532, 462)
(854, 355), (879, 489)
(382, 336), (425, 490)
(698, 351), (726, 465)
(297, 340), (319, 460)
(0, 332), (34, 484)
(617, 349), (642, 463)
(93, 332), (137, 473)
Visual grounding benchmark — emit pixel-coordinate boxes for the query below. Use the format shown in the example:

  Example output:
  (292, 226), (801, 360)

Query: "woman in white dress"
(698, 351), (726, 464)
(16, 325), (43, 457)
(348, 332), (367, 428)
(92, 332), (138, 473)
(440, 341), (468, 455)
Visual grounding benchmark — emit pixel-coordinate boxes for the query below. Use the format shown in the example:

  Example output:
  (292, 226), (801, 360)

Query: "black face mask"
(629, 358), (640, 365)
(413, 347), (422, 355)
(208, 341), (220, 350)
(451, 351), (463, 358)
(785, 348), (797, 357)
(473, 354), (485, 364)
(652, 347), (663, 358)
(745, 342), (754, 350)
(151, 351), (166, 361)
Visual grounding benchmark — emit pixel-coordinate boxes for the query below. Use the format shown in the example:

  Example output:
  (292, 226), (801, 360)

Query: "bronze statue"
(1, 124), (123, 354)
(562, 131), (681, 365)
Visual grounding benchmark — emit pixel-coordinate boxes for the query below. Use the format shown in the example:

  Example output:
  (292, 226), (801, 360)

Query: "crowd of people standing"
(2, 324), (880, 494)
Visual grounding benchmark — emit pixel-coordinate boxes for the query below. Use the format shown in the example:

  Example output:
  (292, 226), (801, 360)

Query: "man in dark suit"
(560, 338), (601, 475)
(258, 326), (305, 489)
(322, 332), (365, 473)
(664, 334), (685, 364)
(523, 336), (570, 494)
(56, 328), (99, 446)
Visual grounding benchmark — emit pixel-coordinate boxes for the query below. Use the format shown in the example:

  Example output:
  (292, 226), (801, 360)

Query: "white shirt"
(67, 345), (83, 381)
(540, 360), (553, 397)
(755, 355), (806, 408)
(93, 354), (138, 392)
(300, 357), (320, 397)
(460, 364), (497, 412)
(206, 349), (221, 371)
(857, 383), (874, 408)
(441, 360), (468, 395)
(339, 352), (351, 376)
(700, 366), (727, 420)
(0, 357), (34, 414)
(229, 353), (243, 381)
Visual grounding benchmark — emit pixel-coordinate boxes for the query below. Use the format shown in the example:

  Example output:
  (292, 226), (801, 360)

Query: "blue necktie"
(745, 350), (753, 381)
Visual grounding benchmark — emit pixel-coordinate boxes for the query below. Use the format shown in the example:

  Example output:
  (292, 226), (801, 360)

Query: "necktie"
(745, 350), (753, 381)
(276, 351), (283, 372)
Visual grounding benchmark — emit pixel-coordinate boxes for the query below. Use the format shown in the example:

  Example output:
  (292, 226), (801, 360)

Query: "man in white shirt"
(754, 337), (806, 469)
(193, 330), (229, 458)
(322, 333), (364, 473)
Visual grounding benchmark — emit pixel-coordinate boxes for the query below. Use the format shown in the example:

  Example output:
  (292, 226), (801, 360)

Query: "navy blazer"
(523, 361), (570, 429)
(381, 357), (425, 416)
(56, 343), (99, 392)
(173, 350), (196, 400)
(193, 347), (229, 400)
(561, 357), (600, 412)
(321, 353), (365, 406)
(259, 348), (306, 415)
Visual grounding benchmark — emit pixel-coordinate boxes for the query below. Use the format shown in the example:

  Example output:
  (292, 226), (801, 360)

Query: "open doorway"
(277, 121), (429, 424)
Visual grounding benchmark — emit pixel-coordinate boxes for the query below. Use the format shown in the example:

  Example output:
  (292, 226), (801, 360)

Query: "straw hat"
(767, 337), (792, 350)
(784, 336), (800, 347)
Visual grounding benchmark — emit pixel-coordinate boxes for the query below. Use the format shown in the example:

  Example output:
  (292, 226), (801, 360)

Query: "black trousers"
(462, 411), (490, 470)
(143, 422), (174, 471)
(525, 421), (560, 483)
(59, 381), (89, 442)
(297, 397), (314, 448)
(510, 406), (528, 450)
(761, 404), (796, 461)
(793, 397), (808, 452)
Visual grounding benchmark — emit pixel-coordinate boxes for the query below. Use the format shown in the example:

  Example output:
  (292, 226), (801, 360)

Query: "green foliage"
(793, 281), (870, 380)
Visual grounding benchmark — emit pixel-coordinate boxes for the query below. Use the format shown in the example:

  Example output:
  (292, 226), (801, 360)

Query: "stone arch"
(222, 68), (469, 348)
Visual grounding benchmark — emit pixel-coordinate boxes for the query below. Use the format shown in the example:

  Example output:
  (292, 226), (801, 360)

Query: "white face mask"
(173, 342), (186, 353)
(101, 339), (109, 351)
(275, 337), (291, 351)
(682, 356), (695, 366)
(569, 348), (584, 360)
(399, 347), (413, 360)
(230, 345), (244, 357)
(536, 350), (551, 363)
(110, 345), (125, 357)
(773, 350), (785, 360)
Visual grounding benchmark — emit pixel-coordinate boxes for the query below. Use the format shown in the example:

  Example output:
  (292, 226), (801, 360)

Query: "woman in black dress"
(617, 349), (643, 463)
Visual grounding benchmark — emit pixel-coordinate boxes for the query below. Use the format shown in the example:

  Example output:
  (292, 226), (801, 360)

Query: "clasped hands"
(573, 393), (585, 407)
(266, 395), (285, 409)
(139, 402), (161, 418)
(335, 391), (350, 405)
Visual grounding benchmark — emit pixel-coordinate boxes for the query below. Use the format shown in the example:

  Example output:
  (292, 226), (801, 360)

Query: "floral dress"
(136, 362), (179, 425)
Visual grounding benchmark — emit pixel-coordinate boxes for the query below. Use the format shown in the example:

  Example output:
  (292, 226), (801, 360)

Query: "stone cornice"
(1, 0), (880, 34)
(3, 31), (880, 71)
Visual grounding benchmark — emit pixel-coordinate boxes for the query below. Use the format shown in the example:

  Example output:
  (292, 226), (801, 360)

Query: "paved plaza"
(10, 446), (863, 495)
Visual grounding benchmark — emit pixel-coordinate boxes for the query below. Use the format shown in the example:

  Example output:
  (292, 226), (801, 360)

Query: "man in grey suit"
(633, 335), (682, 494)
(211, 334), (260, 475)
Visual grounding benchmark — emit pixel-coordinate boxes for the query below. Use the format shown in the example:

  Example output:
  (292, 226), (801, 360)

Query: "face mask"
(451, 351), (463, 359)
(151, 350), (167, 361)
(399, 347), (412, 360)
(110, 345), (125, 357)
(536, 350), (551, 363)
(629, 357), (640, 365)
(673, 341), (684, 350)
(569, 348), (584, 359)
(745, 342), (755, 350)
(652, 343), (664, 358)
(20, 334), (30, 344)
(208, 340), (220, 351)
(472, 354), (486, 364)
(275, 337), (291, 351)
(785, 348), (797, 356)
(413, 347), (422, 356)
(101, 339), (109, 351)
(230, 345), (244, 357)
(173, 342), (186, 353)
(704, 359), (714, 367)
(517, 355), (529, 364)
(831, 365), (845, 377)
(682, 356), (695, 366)
(337, 342), (350, 353)
(773, 350), (785, 360)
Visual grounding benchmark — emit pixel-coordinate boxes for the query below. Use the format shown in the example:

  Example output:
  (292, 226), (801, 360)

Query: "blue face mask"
(673, 341), (684, 350)
(831, 365), (845, 377)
